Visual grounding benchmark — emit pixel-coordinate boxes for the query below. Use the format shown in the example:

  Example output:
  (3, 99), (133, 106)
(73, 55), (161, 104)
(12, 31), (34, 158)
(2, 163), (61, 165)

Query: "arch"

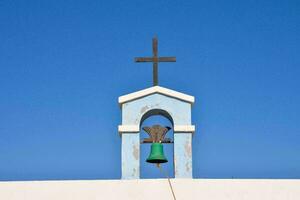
(139, 108), (174, 128)
(139, 110), (175, 178)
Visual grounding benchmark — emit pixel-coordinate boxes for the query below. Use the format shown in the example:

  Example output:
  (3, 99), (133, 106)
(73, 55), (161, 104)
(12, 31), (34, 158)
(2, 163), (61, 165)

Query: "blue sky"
(0, 0), (299, 180)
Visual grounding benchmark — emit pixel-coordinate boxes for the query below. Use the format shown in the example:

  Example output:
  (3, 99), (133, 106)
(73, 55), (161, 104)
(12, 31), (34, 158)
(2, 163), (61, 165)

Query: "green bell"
(146, 142), (168, 163)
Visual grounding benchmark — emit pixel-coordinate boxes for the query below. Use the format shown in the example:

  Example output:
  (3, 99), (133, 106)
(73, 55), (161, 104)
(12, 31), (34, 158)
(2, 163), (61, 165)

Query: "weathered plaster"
(121, 133), (139, 179)
(174, 133), (193, 178)
(119, 90), (195, 179)
(122, 93), (191, 125)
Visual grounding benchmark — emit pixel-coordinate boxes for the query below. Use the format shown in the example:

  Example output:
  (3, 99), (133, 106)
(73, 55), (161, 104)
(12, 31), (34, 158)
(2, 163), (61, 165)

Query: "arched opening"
(140, 109), (174, 178)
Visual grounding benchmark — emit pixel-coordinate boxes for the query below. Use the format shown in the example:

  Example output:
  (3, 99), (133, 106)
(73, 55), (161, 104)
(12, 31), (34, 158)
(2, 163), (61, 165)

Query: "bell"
(146, 142), (168, 163)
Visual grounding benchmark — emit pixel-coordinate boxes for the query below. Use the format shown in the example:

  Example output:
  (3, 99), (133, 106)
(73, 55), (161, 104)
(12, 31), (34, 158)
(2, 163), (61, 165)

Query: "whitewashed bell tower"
(118, 37), (195, 179)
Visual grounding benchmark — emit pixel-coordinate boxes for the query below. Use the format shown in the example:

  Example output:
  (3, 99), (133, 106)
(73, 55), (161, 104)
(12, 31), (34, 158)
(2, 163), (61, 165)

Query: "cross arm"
(135, 57), (154, 62)
(158, 57), (176, 62)
(134, 57), (176, 62)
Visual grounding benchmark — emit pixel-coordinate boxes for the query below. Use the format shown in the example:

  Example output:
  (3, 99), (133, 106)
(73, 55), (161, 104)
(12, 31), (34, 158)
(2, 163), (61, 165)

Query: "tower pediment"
(118, 86), (195, 105)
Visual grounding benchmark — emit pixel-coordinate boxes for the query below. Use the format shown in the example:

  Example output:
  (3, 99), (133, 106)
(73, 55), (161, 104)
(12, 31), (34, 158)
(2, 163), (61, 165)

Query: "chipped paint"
(132, 168), (137, 178)
(121, 133), (139, 179)
(186, 162), (191, 172)
(185, 139), (192, 158)
(140, 105), (149, 114)
(174, 133), (193, 178)
(133, 144), (139, 160)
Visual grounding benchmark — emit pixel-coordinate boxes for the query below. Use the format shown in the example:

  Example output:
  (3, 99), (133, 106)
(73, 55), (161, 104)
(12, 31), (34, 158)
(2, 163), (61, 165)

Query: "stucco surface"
(120, 93), (194, 179)
(0, 179), (299, 200)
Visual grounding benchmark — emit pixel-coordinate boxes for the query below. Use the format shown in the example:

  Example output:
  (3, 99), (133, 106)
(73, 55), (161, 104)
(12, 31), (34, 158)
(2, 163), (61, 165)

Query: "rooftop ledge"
(0, 179), (299, 200)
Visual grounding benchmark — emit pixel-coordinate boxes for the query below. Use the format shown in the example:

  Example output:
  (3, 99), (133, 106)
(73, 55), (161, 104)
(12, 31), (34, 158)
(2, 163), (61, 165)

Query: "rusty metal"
(142, 125), (173, 144)
(135, 37), (176, 86)
(135, 57), (176, 62)
(142, 138), (172, 144)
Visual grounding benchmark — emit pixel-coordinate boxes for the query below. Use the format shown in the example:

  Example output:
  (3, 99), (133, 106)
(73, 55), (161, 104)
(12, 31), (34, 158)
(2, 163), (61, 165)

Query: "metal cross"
(135, 37), (176, 86)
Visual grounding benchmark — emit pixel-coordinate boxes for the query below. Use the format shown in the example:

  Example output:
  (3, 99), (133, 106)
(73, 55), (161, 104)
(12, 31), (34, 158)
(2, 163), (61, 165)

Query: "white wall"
(0, 179), (299, 200)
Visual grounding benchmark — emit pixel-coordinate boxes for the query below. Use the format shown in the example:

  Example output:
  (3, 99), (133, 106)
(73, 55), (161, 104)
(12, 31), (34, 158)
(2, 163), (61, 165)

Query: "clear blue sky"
(0, 0), (299, 180)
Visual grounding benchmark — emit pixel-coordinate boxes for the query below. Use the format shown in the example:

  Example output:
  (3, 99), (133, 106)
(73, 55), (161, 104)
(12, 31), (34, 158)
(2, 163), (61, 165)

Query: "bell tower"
(118, 37), (195, 179)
